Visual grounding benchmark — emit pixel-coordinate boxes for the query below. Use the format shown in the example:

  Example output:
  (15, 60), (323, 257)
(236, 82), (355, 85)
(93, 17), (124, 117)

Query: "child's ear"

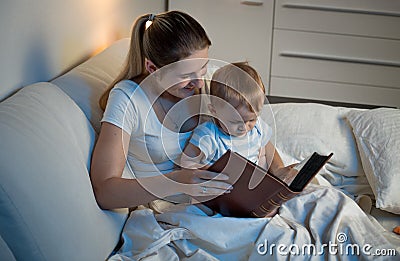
(145, 58), (158, 73)
(208, 104), (217, 115)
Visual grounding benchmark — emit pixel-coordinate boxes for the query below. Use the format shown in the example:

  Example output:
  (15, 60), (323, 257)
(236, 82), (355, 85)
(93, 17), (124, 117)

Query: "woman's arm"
(90, 123), (231, 209)
(90, 122), (161, 209)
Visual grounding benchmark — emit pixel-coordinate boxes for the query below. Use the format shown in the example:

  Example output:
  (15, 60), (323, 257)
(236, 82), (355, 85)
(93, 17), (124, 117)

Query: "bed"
(0, 38), (399, 260)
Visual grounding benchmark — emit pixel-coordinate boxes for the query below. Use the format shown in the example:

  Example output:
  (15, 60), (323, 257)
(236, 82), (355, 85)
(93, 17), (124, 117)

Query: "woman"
(91, 11), (233, 210)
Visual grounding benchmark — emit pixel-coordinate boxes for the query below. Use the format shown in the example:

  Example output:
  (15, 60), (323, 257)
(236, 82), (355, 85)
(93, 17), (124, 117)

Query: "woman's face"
(160, 48), (209, 99)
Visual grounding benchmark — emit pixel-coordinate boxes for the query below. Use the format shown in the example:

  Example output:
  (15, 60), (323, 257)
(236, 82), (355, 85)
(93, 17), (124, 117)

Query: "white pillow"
(0, 82), (127, 260)
(260, 103), (372, 197)
(52, 38), (129, 133)
(346, 108), (400, 214)
(0, 234), (15, 261)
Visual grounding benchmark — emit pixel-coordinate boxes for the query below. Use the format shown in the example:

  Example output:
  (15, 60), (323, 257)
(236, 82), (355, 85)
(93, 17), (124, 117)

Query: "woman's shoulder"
(109, 80), (151, 107)
(112, 80), (140, 96)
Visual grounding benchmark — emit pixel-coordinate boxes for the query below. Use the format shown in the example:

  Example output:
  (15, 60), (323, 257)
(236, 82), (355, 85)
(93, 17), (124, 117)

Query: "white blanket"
(109, 185), (400, 260)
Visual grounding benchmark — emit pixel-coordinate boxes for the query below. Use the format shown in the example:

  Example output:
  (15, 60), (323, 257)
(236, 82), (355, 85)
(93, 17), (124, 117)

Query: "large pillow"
(261, 103), (372, 197)
(0, 83), (127, 260)
(346, 108), (400, 214)
(0, 234), (15, 261)
(52, 38), (129, 133)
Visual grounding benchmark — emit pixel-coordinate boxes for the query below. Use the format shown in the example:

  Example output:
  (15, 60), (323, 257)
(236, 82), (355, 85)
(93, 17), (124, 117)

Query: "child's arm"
(180, 143), (210, 170)
(263, 141), (297, 184)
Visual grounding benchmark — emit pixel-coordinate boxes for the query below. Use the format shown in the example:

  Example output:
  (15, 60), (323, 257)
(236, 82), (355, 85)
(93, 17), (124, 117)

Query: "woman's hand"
(166, 168), (233, 197)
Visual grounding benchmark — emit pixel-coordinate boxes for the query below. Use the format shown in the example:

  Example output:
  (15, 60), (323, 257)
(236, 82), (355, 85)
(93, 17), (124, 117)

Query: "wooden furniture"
(169, 0), (400, 108)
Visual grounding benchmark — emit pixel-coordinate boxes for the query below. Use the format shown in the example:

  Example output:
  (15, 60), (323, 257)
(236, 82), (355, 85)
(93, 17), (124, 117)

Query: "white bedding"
(104, 101), (400, 261)
(109, 185), (400, 260)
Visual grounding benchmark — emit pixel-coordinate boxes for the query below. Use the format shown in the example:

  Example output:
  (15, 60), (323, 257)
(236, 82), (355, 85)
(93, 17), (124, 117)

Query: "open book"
(199, 150), (333, 218)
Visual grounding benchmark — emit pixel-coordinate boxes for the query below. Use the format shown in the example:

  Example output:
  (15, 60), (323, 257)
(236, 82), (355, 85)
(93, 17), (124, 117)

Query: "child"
(180, 62), (296, 184)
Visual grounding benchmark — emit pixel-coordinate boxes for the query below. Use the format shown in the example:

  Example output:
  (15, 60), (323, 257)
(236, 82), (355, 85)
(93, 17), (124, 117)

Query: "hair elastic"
(145, 14), (156, 29)
(148, 14), (156, 21)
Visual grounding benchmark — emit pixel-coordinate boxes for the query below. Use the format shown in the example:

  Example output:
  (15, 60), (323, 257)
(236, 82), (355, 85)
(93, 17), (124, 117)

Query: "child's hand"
(274, 164), (298, 185)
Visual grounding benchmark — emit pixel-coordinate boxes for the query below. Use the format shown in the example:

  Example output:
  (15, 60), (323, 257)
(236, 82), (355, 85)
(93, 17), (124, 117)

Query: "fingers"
(195, 183), (232, 197)
(287, 163), (299, 169)
(169, 169), (233, 197)
(194, 171), (233, 194)
(182, 179), (233, 197)
(197, 186), (229, 196)
(282, 165), (299, 185)
(203, 180), (233, 191)
(194, 170), (229, 181)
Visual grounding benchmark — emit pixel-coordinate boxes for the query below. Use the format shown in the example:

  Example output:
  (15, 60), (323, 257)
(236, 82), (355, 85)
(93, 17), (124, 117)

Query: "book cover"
(199, 150), (333, 218)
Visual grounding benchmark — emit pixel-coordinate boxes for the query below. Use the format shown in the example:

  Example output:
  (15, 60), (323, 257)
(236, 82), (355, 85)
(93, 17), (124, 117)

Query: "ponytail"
(99, 14), (149, 110)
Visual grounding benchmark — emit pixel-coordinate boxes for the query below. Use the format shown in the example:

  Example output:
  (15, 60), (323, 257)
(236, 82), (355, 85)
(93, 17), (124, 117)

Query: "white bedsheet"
(109, 184), (399, 260)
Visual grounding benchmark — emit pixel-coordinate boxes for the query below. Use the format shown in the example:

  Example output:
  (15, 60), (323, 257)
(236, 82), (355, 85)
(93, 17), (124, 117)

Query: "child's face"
(213, 103), (258, 137)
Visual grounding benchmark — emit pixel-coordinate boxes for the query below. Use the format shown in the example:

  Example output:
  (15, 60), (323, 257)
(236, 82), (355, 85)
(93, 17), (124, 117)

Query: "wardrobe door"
(275, 0), (400, 39)
(270, 0), (400, 107)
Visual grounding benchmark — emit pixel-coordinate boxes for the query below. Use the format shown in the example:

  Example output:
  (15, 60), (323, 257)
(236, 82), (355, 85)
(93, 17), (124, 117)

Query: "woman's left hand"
(165, 168), (233, 197)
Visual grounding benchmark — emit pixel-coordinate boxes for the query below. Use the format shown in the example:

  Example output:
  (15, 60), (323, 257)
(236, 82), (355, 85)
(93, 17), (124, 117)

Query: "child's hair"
(99, 11), (211, 110)
(210, 62), (265, 113)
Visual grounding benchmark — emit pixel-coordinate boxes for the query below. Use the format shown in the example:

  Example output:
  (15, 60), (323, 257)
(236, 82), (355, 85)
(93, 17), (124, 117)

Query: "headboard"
(266, 95), (388, 109)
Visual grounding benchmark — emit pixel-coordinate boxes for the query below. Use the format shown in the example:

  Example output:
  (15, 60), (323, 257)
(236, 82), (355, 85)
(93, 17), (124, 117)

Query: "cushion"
(346, 108), (400, 214)
(52, 38), (129, 133)
(0, 82), (127, 260)
(0, 234), (15, 261)
(260, 103), (372, 197)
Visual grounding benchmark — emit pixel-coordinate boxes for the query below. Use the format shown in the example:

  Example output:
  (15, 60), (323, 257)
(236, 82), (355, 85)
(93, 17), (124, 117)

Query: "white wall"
(0, 0), (165, 101)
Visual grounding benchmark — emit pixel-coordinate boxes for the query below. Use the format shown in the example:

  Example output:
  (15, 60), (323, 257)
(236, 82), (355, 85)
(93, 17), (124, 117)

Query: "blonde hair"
(210, 62), (265, 113)
(99, 11), (211, 110)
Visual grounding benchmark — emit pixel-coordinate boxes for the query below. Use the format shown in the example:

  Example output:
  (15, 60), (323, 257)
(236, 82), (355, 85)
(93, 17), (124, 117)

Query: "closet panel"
(270, 77), (400, 108)
(275, 0), (400, 39)
(271, 30), (400, 89)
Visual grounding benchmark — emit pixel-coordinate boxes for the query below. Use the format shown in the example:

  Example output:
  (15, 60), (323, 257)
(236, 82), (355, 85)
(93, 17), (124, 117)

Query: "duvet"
(109, 184), (400, 260)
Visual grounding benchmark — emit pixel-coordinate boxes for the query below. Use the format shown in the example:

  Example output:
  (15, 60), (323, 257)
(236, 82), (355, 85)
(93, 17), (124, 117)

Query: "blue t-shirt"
(189, 119), (272, 166)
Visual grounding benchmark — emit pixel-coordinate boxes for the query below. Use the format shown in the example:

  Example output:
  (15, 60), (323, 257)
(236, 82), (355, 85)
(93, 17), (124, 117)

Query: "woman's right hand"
(166, 168), (233, 197)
